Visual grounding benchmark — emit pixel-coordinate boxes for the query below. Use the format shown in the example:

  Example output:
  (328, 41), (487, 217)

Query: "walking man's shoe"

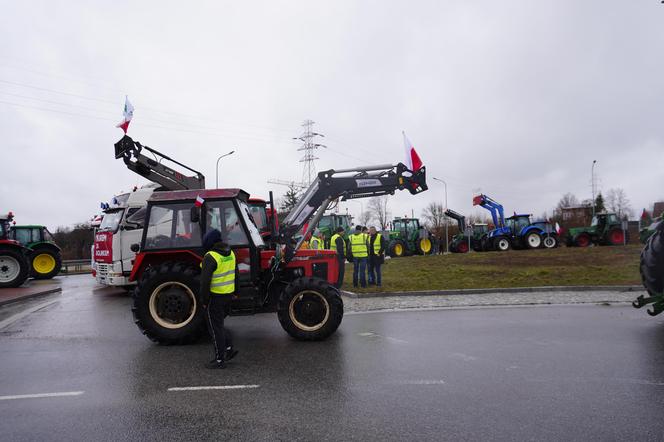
(206, 359), (227, 369)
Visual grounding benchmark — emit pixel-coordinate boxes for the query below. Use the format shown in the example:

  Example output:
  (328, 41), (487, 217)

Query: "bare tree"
(554, 192), (580, 217)
(368, 196), (390, 230)
(606, 188), (634, 219)
(358, 210), (373, 227)
(422, 202), (445, 236)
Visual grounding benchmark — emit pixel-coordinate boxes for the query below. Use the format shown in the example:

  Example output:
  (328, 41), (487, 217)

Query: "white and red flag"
(555, 222), (561, 234)
(195, 195), (205, 207)
(402, 131), (423, 171)
(116, 96), (134, 133)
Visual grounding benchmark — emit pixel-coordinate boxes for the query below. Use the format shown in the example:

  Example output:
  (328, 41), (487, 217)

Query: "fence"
(61, 259), (92, 275)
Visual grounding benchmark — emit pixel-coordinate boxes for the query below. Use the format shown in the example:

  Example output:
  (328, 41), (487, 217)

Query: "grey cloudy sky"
(1, 1), (663, 230)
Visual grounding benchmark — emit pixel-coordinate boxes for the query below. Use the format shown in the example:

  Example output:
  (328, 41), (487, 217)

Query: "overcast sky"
(1, 1), (663, 231)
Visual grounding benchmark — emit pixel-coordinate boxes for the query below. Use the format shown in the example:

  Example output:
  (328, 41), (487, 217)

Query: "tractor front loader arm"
(114, 135), (206, 191)
(444, 209), (466, 232)
(472, 194), (504, 228)
(277, 163), (427, 265)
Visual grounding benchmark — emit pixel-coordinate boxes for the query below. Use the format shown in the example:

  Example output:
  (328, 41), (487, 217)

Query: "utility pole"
(591, 160), (597, 216)
(294, 120), (326, 187)
(433, 177), (449, 254)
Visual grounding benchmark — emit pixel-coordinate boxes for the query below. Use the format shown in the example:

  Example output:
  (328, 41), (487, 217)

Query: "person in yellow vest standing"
(349, 225), (369, 288)
(367, 226), (386, 286)
(310, 229), (324, 251)
(330, 226), (346, 288)
(200, 229), (239, 369)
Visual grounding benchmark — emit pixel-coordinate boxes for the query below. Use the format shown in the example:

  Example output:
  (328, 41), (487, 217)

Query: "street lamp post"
(216, 150), (235, 188)
(591, 160), (597, 216)
(433, 177), (448, 254)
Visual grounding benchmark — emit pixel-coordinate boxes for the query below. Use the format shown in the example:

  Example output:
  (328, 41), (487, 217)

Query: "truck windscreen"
(99, 209), (124, 233)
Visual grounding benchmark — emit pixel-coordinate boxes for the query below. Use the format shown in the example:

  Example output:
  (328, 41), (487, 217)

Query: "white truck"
(93, 185), (157, 288)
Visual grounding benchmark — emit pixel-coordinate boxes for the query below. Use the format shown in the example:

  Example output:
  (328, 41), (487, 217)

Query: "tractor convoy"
(444, 208), (488, 253)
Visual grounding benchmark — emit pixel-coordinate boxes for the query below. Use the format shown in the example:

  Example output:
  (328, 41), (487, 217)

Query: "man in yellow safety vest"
(310, 229), (324, 251)
(200, 229), (239, 369)
(367, 226), (386, 286)
(348, 225), (369, 288)
(330, 226), (346, 288)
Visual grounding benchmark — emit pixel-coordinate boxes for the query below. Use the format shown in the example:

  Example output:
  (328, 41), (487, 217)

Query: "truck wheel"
(277, 277), (343, 341)
(0, 248), (29, 288)
(574, 234), (591, 247)
(608, 229), (625, 245)
(30, 248), (62, 279)
(641, 229), (664, 297)
(525, 232), (542, 249)
(494, 237), (511, 252)
(542, 236), (557, 249)
(132, 261), (205, 345)
(388, 240), (406, 257)
(417, 238), (432, 255)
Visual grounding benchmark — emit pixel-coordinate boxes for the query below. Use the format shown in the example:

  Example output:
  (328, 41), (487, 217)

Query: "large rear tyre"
(608, 229), (625, 246)
(277, 277), (343, 341)
(525, 232), (542, 249)
(417, 237), (432, 255)
(388, 240), (406, 258)
(132, 261), (205, 345)
(0, 248), (29, 288)
(30, 248), (62, 279)
(640, 228), (664, 297)
(456, 241), (469, 253)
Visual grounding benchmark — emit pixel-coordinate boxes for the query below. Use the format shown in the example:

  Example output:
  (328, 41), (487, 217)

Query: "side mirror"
(130, 243), (140, 253)
(190, 206), (200, 223)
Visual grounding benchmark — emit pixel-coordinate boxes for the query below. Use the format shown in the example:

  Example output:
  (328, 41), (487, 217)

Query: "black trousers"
(205, 295), (233, 361)
(335, 258), (345, 289)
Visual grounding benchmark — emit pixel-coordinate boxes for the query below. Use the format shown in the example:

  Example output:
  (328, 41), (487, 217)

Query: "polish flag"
(116, 96), (134, 133)
(555, 222), (561, 234)
(402, 131), (423, 171)
(195, 195), (205, 207)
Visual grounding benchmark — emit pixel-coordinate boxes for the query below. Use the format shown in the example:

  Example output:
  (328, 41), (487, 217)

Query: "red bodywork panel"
(260, 249), (340, 285)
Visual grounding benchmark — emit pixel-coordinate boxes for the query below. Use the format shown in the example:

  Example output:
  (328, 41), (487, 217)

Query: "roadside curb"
(0, 287), (62, 307)
(341, 285), (644, 299)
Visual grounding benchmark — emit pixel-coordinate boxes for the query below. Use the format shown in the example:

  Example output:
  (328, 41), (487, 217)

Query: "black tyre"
(494, 236), (511, 252)
(640, 227), (664, 297)
(132, 261), (205, 345)
(388, 240), (407, 258)
(277, 277), (343, 341)
(524, 232), (542, 249)
(542, 235), (558, 249)
(30, 247), (62, 279)
(0, 247), (30, 288)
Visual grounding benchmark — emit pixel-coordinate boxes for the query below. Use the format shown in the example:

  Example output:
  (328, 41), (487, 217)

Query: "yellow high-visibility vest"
(350, 233), (368, 258)
(310, 236), (324, 250)
(372, 233), (382, 254)
(203, 250), (236, 295)
(331, 233), (345, 255)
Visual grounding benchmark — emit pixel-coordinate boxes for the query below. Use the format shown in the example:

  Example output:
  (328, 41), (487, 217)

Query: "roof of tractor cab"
(149, 188), (249, 203)
(506, 214), (532, 219)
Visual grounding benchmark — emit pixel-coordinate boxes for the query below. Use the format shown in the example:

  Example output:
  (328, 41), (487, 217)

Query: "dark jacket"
(200, 242), (236, 305)
(334, 235), (346, 261)
(368, 233), (386, 263)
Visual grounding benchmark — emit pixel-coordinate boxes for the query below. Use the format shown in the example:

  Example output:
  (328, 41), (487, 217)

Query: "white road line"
(0, 299), (59, 330)
(0, 391), (84, 401)
(399, 380), (446, 385)
(168, 385), (260, 392)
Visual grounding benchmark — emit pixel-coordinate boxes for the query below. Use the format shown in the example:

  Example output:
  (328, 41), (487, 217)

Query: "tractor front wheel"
(525, 232), (542, 249)
(277, 277), (343, 341)
(608, 229), (625, 246)
(132, 261), (205, 345)
(388, 240), (406, 258)
(574, 234), (591, 247)
(0, 248), (29, 288)
(30, 248), (62, 279)
(494, 237), (511, 252)
(542, 236), (558, 249)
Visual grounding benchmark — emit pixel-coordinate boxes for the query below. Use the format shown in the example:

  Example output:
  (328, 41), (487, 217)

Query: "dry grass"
(343, 244), (642, 293)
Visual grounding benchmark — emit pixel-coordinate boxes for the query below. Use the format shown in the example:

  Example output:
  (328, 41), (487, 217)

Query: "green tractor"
(387, 217), (433, 257)
(316, 213), (353, 248)
(565, 212), (627, 247)
(444, 208), (489, 253)
(11, 225), (62, 279)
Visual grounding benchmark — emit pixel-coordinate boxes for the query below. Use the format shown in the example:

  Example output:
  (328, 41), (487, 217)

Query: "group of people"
(329, 225), (386, 289)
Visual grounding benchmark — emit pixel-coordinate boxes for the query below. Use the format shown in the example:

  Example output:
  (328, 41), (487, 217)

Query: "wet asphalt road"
(1, 276), (663, 441)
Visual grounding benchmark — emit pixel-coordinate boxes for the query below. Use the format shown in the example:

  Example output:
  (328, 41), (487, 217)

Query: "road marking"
(0, 391), (84, 401)
(0, 299), (59, 330)
(168, 385), (260, 392)
(400, 380), (446, 385)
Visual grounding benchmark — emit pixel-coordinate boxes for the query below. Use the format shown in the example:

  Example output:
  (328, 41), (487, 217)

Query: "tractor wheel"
(277, 277), (343, 341)
(0, 248), (29, 288)
(30, 248), (62, 279)
(132, 261), (205, 345)
(542, 236), (558, 249)
(494, 237), (511, 252)
(388, 240), (406, 258)
(608, 229), (625, 246)
(574, 234), (591, 247)
(456, 241), (469, 253)
(640, 229), (664, 298)
(525, 232), (542, 249)
(417, 237), (432, 255)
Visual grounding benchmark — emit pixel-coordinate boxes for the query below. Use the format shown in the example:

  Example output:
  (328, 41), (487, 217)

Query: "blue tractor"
(472, 194), (558, 251)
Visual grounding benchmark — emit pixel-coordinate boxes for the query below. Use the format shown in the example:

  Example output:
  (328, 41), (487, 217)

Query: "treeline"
(52, 224), (94, 260)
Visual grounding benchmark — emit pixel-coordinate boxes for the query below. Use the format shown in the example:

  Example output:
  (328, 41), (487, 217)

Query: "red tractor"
(120, 139), (428, 344)
(0, 212), (31, 288)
